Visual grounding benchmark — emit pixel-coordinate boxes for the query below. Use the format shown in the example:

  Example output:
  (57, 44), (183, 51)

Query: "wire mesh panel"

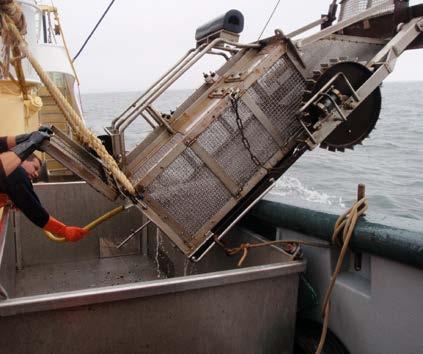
(197, 101), (278, 186)
(146, 148), (232, 241)
(339, 0), (395, 21)
(247, 55), (306, 142)
(129, 133), (184, 185)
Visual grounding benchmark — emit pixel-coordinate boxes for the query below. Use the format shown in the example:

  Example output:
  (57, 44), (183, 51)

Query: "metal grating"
(247, 55), (306, 143)
(42, 127), (118, 201)
(197, 100), (278, 186)
(130, 133), (183, 185)
(339, 0), (394, 21)
(146, 148), (232, 240)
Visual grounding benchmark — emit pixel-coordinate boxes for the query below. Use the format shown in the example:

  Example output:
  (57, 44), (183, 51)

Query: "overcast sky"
(49, 0), (423, 93)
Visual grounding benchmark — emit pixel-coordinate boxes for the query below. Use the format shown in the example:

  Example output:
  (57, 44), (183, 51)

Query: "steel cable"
(73, 0), (116, 62)
(257, 0), (281, 40)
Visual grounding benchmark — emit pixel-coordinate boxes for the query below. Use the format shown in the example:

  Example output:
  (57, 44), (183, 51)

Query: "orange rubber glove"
(43, 216), (88, 242)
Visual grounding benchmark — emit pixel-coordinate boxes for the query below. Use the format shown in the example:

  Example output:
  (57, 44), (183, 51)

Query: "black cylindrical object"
(195, 9), (244, 41)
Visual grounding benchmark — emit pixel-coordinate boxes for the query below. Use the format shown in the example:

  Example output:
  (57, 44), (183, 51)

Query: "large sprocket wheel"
(309, 61), (381, 151)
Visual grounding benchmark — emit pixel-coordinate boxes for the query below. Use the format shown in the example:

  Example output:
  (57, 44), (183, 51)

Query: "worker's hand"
(12, 130), (51, 161)
(43, 216), (88, 242)
(28, 130), (52, 149)
(15, 133), (30, 145)
(15, 126), (53, 145)
(38, 126), (53, 135)
(63, 227), (88, 242)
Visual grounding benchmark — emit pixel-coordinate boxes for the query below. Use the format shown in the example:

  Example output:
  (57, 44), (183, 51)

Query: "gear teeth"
(305, 61), (380, 152)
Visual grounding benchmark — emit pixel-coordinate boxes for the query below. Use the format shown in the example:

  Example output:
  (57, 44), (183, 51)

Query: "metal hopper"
(44, 0), (423, 260)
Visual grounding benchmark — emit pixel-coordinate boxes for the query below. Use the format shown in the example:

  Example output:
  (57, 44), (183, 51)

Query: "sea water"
(81, 82), (423, 221)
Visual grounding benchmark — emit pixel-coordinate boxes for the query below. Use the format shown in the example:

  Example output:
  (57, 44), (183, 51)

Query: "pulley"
(304, 61), (382, 151)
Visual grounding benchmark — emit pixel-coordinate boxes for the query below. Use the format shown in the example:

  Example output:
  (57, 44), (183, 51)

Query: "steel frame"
(127, 8), (422, 259)
(46, 1), (421, 260)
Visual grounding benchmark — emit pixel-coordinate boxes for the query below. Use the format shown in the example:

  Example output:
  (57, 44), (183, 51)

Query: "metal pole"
(111, 47), (200, 128)
(117, 220), (151, 249)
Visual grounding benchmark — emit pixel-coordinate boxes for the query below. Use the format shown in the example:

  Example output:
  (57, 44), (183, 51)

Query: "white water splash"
(274, 176), (346, 208)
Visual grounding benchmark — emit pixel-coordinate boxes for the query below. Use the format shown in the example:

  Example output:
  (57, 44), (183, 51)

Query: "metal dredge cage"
(42, 0), (422, 260)
(138, 50), (306, 250)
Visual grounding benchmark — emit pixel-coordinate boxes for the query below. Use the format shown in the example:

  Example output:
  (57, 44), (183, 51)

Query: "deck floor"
(15, 255), (162, 297)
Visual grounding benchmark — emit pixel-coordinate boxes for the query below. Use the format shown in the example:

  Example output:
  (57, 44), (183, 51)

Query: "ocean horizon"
(81, 81), (423, 221)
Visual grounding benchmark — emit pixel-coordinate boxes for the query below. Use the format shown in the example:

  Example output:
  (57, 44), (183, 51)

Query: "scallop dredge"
(43, 0), (423, 261)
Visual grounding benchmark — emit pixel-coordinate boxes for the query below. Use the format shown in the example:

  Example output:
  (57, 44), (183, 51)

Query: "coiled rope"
(0, 2), (136, 195)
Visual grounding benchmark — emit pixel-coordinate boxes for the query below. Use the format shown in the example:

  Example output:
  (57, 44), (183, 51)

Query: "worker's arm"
(0, 136), (17, 152)
(0, 128), (52, 177)
(0, 151), (22, 177)
(0, 135), (32, 175)
(0, 127), (53, 153)
(1, 166), (87, 242)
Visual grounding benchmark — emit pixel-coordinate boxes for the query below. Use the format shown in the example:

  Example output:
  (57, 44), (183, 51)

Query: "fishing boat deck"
(15, 255), (162, 297)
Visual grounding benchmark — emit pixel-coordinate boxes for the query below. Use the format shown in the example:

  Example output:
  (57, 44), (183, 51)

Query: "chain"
(230, 95), (270, 173)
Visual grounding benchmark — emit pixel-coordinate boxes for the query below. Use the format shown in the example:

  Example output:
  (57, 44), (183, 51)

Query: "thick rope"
(315, 197), (368, 354)
(0, 0), (26, 78)
(1, 9), (136, 195)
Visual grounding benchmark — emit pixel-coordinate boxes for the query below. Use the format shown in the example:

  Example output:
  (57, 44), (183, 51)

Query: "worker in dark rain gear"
(0, 127), (87, 241)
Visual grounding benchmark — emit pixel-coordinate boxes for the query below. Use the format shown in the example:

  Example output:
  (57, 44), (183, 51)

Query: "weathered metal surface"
(0, 209), (15, 299)
(41, 127), (119, 201)
(0, 272), (301, 354)
(17, 183), (142, 267)
(0, 187), (305, 353)
(249, 196), (423, 269)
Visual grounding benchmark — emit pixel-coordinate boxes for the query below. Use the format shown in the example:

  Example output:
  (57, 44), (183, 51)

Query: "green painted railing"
(248, 198), (423, 269)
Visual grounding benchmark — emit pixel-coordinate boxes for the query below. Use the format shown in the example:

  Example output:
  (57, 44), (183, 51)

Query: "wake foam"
(274, 176), (346, 208)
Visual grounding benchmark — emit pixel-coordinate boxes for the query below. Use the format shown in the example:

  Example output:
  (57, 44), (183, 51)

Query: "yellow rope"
(223, 239), (330, 267)
(315, 197), (368, 354)
(44, 205), (125, 242)
(1, 7), (136, 195)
